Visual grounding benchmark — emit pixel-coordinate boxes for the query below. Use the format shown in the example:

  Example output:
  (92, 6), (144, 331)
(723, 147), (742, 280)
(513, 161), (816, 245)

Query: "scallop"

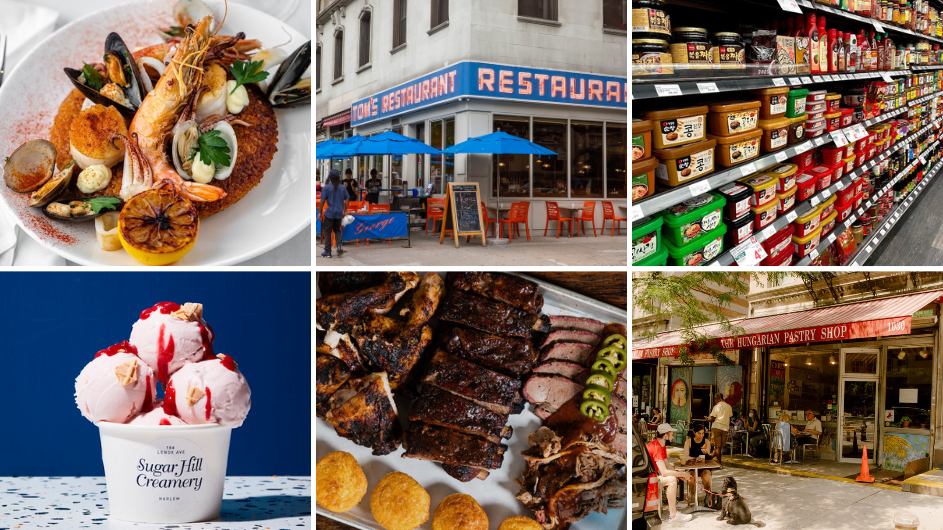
(196, 63), (228, 122)
(69, 105), (127, 169)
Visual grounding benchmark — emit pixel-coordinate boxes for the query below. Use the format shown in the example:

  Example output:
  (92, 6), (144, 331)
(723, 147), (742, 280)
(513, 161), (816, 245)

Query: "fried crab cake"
(69, 104), (127, 169)
(432, 493), (488, 530)
(498, 516), (544, 530)
(370, 472), (430, 530)
(315, 451), (368, 513)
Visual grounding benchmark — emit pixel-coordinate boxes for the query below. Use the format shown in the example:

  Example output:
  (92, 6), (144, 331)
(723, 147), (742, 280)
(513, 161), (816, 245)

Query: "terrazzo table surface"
(0, 476), (311, 529)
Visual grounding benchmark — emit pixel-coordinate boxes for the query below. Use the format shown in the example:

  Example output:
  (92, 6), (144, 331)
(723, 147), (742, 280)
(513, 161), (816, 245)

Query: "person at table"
(680, 423), (714, 505)
(365, 169), (381, 204)
(342, 168), (359, 200)
(706, 393), (732, 465)
(729, 412), (745, 451)
(792, 409), (823, 447)
(646, 423), (694, 524)
(319, 169), (349, 259)
(773, 413), (796, 463)
(651, 407), (664, 424)
(745, 408), (764, 457)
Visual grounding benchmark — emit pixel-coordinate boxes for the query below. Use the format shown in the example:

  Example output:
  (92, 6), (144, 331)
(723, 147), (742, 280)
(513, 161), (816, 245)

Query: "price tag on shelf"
(740, 162), (758, 176)
(731, 236), (769, 266)
(830, 129), (848, 146)
(880, 228), (887, 236)
(655, 84), (683, 97)
(920, 156), (928, 165)
(865, 245), (873, 253)
(836, 180), (845, 190)
(822, 189), (832, 199)
(776, 0), (803, 13)
(690, 180), (712, 197)
(786, 210), (799, 223)
(795, 141), (812, 154)
(775, 151), (788, 163)
(827, 233), (837, 244)
(844, 220), (852, 229)
(872, 19), (886, 33)
(801, 76), (814, 84)
(866, 200), (872, 208)
(631, 205), (644, 222)
(809, 248), (820, 261)
(855, 73), (866, 79)
(822, 75), (834, 82)
(761, 225), (778, 240)
(789, 77), (801, 85)
(696, 82), (720, 94)
(810, 196), (820, 207)
(815, 136), (828, 146)
(772, 78), (787, 87)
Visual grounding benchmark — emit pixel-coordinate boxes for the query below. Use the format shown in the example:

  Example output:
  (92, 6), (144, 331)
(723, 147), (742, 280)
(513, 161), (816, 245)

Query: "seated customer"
(646, 423), (694, 524)
(681, 423), (714, 504)
(792, 409), (822, 448)
(744, 408), (764, 456)
(772, 413), (794, 463)
(651, 407), (664, 424)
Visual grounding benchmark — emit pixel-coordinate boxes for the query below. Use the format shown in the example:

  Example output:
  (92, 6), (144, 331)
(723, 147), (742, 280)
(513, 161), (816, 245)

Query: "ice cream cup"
(97, 422), (233, 523)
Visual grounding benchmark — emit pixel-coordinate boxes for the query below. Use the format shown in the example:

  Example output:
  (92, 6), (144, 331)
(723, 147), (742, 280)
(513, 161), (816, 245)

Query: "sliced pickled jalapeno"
(602, 334), (626, 349)
(586, 371), (615, 392)
(598, 346), (627, 372)
(591, 358), (618, 378)
(583, 385), (611, 407)
(580, 399), (610, 422)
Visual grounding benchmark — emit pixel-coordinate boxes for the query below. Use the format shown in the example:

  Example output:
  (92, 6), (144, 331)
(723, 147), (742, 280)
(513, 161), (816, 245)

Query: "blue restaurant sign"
(350, 61), (628, 127)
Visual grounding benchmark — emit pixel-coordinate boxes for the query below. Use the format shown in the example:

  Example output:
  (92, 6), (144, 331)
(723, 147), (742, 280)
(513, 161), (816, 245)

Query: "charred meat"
(440, 291), (549, 339)
(317, 272), (389, 295)
(316, 349), (350, 418)
(352, 313), (433, 390)
(446, 272), (544, 314)
(422, 350), (522, 415)
(441, 464), (491, 482)
(539, 342), (597, 366)
(403, 422), (506, 470)
(325, 373), (403, 456)
(399, 272), (445, 327)
(316, 271), (420, 334)
(408, 387), (512, 444)
(441, 326), (539, 377)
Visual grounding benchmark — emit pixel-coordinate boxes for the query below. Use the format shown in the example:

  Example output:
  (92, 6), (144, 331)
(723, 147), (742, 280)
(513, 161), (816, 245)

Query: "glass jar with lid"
(670, 27), (714, 70)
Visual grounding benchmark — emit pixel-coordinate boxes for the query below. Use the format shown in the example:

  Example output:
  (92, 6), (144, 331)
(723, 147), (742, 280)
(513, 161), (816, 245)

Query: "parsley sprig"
(196, 130), (232, 168)
(85, 197), (122, 214)
(229, 60), (269, 94)
(82, 63), (106, 91)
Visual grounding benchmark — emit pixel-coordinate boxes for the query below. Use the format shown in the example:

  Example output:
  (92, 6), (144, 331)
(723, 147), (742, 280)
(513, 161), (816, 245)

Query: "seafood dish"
(0, 0), (310, 265)
(316, 272), (628, 530)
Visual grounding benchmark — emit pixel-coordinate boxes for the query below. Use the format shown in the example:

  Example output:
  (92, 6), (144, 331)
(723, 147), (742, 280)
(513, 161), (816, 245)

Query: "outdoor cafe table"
(558, 202), (585, 237)
(673, 460), (723, 512)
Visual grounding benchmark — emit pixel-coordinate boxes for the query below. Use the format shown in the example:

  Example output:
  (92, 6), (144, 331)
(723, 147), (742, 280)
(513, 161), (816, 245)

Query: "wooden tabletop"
(317, 272), (626, 529)
(674, 460), (724, 471)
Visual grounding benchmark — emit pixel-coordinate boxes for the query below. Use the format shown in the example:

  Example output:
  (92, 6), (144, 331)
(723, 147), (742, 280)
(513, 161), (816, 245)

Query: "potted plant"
(901, 416), (911, 428)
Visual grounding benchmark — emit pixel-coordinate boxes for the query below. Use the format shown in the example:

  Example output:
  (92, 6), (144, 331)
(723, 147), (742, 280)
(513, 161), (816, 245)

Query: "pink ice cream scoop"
(129, 302), (215, 384)
(75, 348), (157, 423)
(164, 354), (251, 427)
(129, 403), (189, 426)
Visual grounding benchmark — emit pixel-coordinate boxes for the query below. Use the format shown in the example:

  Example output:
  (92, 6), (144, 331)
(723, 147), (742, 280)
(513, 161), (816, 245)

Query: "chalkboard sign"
(440, 182), (486, 247)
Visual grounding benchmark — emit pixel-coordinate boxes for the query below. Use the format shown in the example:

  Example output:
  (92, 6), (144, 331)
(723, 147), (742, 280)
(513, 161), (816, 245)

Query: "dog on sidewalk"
(716, 477), (765, 527)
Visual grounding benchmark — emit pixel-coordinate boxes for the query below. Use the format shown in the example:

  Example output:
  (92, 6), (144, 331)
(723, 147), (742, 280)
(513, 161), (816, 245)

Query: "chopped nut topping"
(217, 353), (238, 370)
(171, 302), (203, 322)
(114, 359), (138, 386)
(185, 386), (205, 407)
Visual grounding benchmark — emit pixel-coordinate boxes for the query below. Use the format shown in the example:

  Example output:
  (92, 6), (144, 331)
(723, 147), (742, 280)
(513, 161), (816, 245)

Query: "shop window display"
(571, 121), (605, 198)
(885, 348), (932, 429)
(533, 119), (569, 197)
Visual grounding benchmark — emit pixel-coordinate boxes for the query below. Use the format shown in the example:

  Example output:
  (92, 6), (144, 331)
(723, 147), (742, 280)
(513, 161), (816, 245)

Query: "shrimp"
(134, 36), (261, 65)
(123, 16), (226, 203)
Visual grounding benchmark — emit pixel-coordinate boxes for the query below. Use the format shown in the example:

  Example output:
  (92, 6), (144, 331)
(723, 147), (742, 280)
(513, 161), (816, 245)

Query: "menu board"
(440, 182), (486, 247)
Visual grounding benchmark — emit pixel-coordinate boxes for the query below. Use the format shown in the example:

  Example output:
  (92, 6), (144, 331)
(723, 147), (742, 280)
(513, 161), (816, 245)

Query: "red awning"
(633, 290), (943, 360)
(323, 110), (351, 127)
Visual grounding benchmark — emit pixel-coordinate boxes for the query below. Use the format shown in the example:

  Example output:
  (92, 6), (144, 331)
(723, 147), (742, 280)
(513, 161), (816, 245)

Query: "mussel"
(64, 32), (148, 117)
(43, 197), (121, 222)
(3, 139), (57, 193)
(28, 161), (76, 208)
(267, 41), (311, 108)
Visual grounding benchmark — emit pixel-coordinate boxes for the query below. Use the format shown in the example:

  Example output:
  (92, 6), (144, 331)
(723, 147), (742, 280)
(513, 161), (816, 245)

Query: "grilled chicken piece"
(325, 373), (403, 456)
(409, 387), (512, 444)
(441, 464), (491, 482)
(318, 272), (389, 295)
(321, 330), (365, 376)
(422, 350), (522, 415)
(403, 422), (506, 469)
(441, 326), (539, 377)
(399, 272), (445, 327)
(440, 291), (549, 339)
(316, 271), (420, 334)
(316, 349), (350, 418)
(352, 313), (433, 390)
(446, 272), (544, 314)
(548, 315), (606, 335)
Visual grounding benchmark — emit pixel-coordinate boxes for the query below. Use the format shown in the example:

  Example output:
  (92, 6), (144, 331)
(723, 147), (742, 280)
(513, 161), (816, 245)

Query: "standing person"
(706, 393), (732, 465)
(318, 169), (349, 258)
(365, 169), (382, 204)
(646, 423), (694, 524)
(342, 168), (359, 201)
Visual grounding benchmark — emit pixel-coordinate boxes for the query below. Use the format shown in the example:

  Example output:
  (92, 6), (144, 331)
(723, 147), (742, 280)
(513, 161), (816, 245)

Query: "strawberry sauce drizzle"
(163, 380), (177, 416)
(140, 302), (181, 320)
(199, 322), (215, 360)
(159, 418), (172, 426)
(156, 324), (175, 383)
(142, 375), (154, 413)
(219, 354), (237, 372)
(205, 386), (212, 421)
(95, 340), (139, 358)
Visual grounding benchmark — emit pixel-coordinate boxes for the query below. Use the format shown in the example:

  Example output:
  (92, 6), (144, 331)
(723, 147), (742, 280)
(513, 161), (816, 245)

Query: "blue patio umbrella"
(316, 135), (367, 160)
(330, 130), (443, 156)
(314, 139), (337, 160)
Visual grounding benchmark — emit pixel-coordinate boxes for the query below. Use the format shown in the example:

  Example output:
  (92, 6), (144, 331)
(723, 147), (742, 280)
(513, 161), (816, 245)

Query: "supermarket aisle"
(870, 169), (943, 265)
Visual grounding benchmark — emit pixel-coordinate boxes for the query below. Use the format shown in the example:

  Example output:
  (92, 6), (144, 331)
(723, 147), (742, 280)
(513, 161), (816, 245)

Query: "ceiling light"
(919, 349), (929, 359)
(898, 350), (906, 360)
(806, 354), (813, 365)
(829, 355), (836, 365)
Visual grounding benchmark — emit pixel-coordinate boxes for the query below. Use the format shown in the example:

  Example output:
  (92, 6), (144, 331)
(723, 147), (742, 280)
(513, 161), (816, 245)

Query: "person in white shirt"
(793, 409), (822, 447)
(706, 393), (732, 465)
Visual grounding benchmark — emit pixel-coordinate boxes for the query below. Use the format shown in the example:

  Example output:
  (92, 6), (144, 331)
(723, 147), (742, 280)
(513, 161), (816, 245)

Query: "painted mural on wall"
(670, 367), (692, 424)
(882, 433), (930, 472)
(717, 364), (744, 416)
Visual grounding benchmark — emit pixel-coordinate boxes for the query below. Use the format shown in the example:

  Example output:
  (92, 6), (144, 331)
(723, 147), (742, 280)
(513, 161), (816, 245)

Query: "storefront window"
(884, 348), (932, 429)
(493, 116), (530, 197)
(844, 350), (878, 375)
(444, 119), (455, 187)
(428, 119), (455, 194)
(415, 122), (425, 193)
(607, 123), (627, 198)
(430, 121), (443, 194)
(570, 121), (604, 198)
(533, 119), (568, 198)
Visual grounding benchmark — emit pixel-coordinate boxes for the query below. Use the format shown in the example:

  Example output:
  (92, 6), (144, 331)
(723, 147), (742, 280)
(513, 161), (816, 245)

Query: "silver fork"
(0, 34), (6, 88)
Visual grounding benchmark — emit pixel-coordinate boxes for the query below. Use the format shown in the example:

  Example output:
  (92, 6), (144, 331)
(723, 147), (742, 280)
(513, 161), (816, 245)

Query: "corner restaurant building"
(633, 291), (943, 471)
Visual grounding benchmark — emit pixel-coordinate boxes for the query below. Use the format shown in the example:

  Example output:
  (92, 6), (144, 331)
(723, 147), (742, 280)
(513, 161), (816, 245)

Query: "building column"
(934, 304), (942, 466)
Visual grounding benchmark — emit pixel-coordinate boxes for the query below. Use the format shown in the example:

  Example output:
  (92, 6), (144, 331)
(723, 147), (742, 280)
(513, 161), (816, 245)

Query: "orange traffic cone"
(856, 446), (874, 483)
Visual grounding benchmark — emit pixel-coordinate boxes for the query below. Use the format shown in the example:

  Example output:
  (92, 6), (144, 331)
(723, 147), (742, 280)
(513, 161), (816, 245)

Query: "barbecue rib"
(422, 350), (522, 415)
(316, 271), (420, 334)
(442, 464), (491, 482)
(409, 387), (512, 444)
(352, 313), (433, 390)
(318, 272), (389, 295)
(400, 272), (445, 327)
(403, 422), (506, 469)
(446, 272), (544, 314)
(440, 291), (549, 339)
(325, 373), (403, 456)
(441, 326), (539, 377)
(316, 349), (350, 418)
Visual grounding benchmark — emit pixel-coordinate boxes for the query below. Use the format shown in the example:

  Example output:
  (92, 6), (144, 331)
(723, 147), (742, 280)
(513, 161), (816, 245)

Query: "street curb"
(720, 458), (903, 491)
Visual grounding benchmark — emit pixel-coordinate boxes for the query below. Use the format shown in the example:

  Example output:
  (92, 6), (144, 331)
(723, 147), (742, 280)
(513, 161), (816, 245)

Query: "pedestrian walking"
(319, 169), (349, 258)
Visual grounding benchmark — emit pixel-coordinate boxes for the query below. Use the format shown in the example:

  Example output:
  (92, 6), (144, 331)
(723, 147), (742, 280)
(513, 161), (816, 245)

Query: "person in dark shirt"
(319, 169), (349, 258)
(365, 169), (381, 204)
(342, 168), (359, 201)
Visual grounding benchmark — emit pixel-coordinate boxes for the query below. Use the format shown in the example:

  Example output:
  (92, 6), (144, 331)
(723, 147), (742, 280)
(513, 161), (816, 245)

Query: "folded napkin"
(0, 0), (63, 265)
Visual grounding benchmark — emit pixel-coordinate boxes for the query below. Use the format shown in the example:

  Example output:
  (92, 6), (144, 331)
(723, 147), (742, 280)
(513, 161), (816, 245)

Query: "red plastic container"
(855, 151), (866, 167)
(726, 210), (756, 248)
(752, 199), (779, 231)
(820, 146), (844, 165)
(842, 155), (855, 174)
(836, 199), (853, 222)
(796, 173), (818, 201)
(793, 207), (822, 238)
(853, 191), (864, 209)
(843, 144), (856, 158)
(853, 176), (865, 196)
(840, 108), (854, 127)
(827, 162), (844, 181)
(865, 144), (876, 160)
(809, 166), (833, 191)
(761, 243), (794, 266)
(835, 184), (856, 207)
(793, 150), (815, 169)
(762, 223), (795, 262)
(717, 181), (754, 221)
(855, 137), (868, 153)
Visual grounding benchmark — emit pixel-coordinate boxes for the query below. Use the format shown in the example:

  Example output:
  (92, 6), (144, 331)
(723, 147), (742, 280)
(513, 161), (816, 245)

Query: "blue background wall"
(0, 272), (311, 476)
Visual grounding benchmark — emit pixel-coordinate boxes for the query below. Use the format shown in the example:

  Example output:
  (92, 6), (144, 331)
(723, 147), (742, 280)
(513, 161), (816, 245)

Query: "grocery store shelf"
(911, 65), (943, 72)
(790, 139), (943, 265)
(707, 122), (941, 266)
(797, 0), (943, 46)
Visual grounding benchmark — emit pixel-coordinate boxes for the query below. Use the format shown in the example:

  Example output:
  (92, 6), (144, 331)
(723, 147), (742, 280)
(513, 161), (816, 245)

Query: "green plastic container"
(786, 88), (809, 118)
(664, 223), (727, 266)
(634, 241), (668, 266)
(632, 215), (663, 264)
(660, 191), (726, 247)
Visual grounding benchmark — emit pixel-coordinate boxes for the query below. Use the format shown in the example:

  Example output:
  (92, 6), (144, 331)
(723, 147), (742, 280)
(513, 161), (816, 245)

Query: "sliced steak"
(548, 315), (606, 335)
(532, 361), (588, 382)
(540, 343), (596, 366)
(541, 329), (602, 349)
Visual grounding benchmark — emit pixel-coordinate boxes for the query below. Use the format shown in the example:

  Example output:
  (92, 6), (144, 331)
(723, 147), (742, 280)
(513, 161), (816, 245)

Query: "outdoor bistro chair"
(544, 201), (573, 238)
(426, 198), (446, 235)
(602, 201), (627, 236)
(799, 437), (821, 462)
(467, 202), (497, 243)
(499, 202), (531, 242)
(578, 200), (598, 236)
(346, 201), (365, 213)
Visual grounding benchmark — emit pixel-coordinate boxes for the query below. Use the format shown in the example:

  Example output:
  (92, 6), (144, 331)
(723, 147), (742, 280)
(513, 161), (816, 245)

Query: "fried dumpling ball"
(315, 451), (368, 513)
(432, 493), (488, 530)
(370, 472), (430, 530)
(69, 104), (127, 169)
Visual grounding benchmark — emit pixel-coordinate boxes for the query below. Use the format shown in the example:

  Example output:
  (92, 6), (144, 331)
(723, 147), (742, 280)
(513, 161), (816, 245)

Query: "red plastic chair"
(602, 201), (627, 236)
(368, 204), (390, 212)
(499, 202), (531, 242)
(544, 202), (573, 238)
(426, 198), (446, 234)
(467, 202), (497, 243)
(578, 201), (598, 237)
(346, 201), (365, 213)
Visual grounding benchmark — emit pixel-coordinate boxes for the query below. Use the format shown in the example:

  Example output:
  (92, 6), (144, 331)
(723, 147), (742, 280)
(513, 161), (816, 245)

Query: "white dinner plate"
(0, 0), (311, 265)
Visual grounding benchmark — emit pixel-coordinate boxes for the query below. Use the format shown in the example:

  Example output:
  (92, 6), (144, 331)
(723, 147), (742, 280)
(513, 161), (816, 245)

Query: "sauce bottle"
(845, 31), (858, 72)
(837, 30), (846, 72)
(876, 33), (884, 70)
(829, 28), (839, 73)
(858, 30), (870, 71)
(819, 17), (829, 73)
(807, 13), (821, 73)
